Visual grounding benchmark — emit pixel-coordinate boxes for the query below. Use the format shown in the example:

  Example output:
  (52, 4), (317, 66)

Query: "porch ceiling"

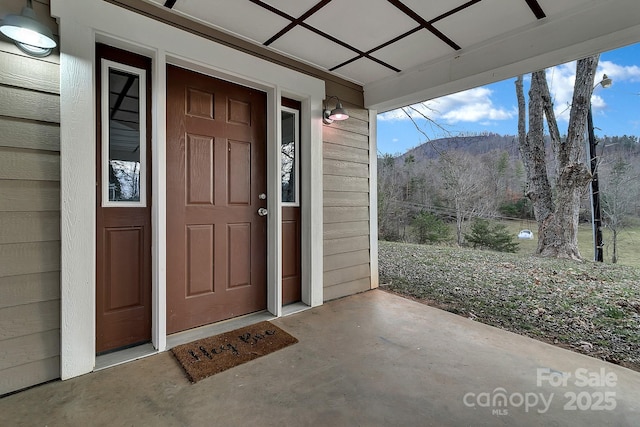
(145, 0), (640, 111)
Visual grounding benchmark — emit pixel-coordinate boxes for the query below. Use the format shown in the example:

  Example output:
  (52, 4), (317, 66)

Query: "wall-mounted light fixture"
(323, 96), (349, 124)
(598, 73), (612, 89)
(0, 0), (57, 57)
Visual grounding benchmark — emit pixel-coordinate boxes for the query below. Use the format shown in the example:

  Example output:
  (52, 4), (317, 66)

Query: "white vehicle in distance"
(518, 229), (534, 239)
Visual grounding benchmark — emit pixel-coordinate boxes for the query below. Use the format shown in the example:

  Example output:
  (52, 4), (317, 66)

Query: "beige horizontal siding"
(0, 241), (60, 277)
(324, 159), (369, 178)
(0, 272), (60, 309)
(0, 180), (60, 212)
(0, 357), (60, 397)
(0, 86), (60, 124)
(323, 277), (371, 301)
(323, 263), (371, 288)
(0, 211), (60, 244)
(0, 17), (61, 395)
(324, 249), (370, 272)
(0, 330), (60, 371)
(0, 117), (60, 151)
(322, 103), (372, 302)
(324, 175), (369, 193)
(0, 149), (60, 181)
(324, 235), (370, 256)
(326, 116), (369, 137)
(324, 207), (370, 224)
(0, 300), (60, 341)
(323, 126), (369, 150)
(324, 221), (370, 240)
(323, 191), (369, 208)
(323, 142), (369, 164)
(0, 50), (60, 94)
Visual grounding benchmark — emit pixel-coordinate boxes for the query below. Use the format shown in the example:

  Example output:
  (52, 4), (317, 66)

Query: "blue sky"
(377, 43), (640, 155)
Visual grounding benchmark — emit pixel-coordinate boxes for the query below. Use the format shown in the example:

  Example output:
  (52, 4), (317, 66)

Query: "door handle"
(258, 207), (268, 217)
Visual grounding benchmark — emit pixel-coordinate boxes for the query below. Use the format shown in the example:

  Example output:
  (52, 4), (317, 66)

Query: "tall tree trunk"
(517, 56), (599, 260)
(519, 71), (554, 244)
(538, 57), (597, 259)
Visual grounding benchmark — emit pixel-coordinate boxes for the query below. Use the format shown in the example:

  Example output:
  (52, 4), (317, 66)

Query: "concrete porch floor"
(2, 289), (639, 426)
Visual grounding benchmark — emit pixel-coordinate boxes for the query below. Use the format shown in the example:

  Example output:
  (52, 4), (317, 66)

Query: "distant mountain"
(394, 133), (519, 162)
(387, 133), (640, 164)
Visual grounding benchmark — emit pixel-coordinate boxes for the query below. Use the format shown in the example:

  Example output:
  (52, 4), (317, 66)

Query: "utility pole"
(587, 107), (604, 262)
(587, 74), (611, 262)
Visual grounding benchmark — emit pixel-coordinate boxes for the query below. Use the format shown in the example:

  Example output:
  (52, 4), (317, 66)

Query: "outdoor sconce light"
(323, 96), (349, 124)
(599, 74), (612, 89)
(0, 0), (57, 57)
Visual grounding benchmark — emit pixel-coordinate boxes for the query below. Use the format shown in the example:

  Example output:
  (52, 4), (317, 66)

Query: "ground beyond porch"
(1, 290), (639, 426)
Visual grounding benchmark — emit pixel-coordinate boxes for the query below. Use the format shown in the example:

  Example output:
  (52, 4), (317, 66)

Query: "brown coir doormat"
(171, 321), (298, 383)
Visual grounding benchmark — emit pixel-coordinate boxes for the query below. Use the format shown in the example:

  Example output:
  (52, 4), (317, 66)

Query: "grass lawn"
(378, 240), (640, 372)
(500, 219), (640, 268)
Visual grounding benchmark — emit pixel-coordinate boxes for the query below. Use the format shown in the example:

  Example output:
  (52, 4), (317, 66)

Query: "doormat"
(171, 321), (298, 383)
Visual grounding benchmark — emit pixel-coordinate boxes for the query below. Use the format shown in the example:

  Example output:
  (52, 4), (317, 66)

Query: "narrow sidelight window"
(281, 107), (299, 206)
(101, 59), (147, 206)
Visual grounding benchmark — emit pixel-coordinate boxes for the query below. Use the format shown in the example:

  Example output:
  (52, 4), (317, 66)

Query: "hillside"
(377, 133), (640, 252)
(398, 133), (519, 162)
(386, 133), (640, 164)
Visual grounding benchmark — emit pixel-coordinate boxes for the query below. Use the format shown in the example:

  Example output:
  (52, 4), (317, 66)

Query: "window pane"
(281, 110), (297, 203)
(108, 68), (141, 202)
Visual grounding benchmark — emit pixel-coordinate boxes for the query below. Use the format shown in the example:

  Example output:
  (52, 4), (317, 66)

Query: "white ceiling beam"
(365, 0), (640, 112)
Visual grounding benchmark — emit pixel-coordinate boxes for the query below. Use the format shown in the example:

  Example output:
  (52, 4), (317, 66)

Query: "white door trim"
(52, 0), (324, 380)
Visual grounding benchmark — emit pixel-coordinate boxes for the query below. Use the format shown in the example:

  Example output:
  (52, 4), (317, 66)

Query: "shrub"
(499, 197), (534, 219)
(411, 212), (450, 244)
(464, 219), (519, 253)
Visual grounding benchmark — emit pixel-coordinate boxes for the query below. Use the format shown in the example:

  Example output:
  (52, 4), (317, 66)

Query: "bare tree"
(516, 56), (599, 259)
(377, 154), (406, 241)
(438, 150), (494, 245)
(600, 155), (640, 263)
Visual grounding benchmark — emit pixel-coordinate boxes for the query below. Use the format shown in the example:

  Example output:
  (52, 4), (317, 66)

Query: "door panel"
(186, 225), (214, 296)
(96, 44), (152, 353)
(166, 65), (267, 334)
(105, 227), (144, 309)
(282, 208), (301, 304)
(185, 134), (214, 205)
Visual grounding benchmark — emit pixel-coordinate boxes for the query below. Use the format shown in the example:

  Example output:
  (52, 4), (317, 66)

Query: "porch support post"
(267, 88), (283, 317)
(369, 110), (379, 289)
(301, 97), (324, 307)
(57, 16), (96, 379)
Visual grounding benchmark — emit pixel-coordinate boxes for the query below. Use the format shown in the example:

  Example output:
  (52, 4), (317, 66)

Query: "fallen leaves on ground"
(379, 241), (640, 371)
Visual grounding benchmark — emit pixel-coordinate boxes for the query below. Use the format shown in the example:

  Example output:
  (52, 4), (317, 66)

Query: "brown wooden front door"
(96, 44), (152, 353)
(166, 65), (267, 334)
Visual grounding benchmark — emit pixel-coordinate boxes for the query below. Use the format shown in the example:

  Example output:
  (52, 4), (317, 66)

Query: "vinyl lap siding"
(0, 2), (61, 394)
(323, 106), (371, 301)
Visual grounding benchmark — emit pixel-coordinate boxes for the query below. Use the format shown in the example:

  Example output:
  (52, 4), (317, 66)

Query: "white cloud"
(546, 60), (640, 122)
(378, 59), (639, 126)
(545, 62), (577, 122)
(599, 60), (640, 82)
(378, 87), (515, 125)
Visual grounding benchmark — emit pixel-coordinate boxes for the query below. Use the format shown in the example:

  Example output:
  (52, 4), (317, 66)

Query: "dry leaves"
(379, 241), (640, 371)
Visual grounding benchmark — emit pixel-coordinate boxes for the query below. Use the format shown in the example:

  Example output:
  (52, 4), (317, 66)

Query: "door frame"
(53, 0), (325, 380)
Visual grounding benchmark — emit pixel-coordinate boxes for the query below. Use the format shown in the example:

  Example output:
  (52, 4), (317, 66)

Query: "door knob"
(258, 193), (266, 200)
(258, 207), (268, 216)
